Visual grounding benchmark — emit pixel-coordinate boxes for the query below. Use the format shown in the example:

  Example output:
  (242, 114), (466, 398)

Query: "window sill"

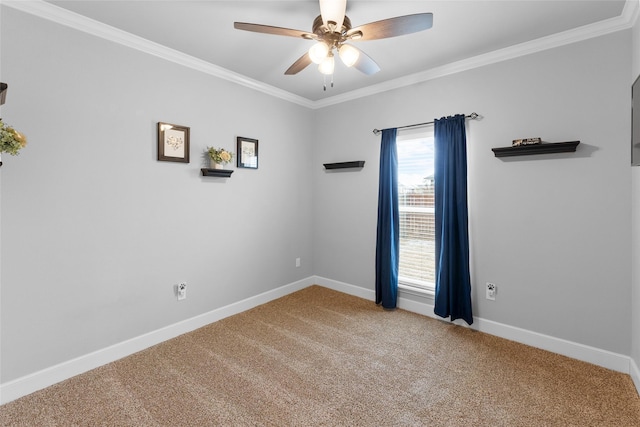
(398, 283), (435, 299)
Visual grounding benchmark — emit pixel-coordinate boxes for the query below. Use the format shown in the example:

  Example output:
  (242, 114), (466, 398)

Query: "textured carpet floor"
(1, 285), (639, 426)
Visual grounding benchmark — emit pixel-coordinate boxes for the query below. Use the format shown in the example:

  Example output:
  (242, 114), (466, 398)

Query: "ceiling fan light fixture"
(319, 0), (346, 32)
(338, 44), (359, 67)
(309, 42), (330, 64)
(318, 54), (335, 75)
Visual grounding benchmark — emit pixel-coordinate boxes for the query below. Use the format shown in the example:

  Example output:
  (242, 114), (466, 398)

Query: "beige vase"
(210, 159), (225, 169)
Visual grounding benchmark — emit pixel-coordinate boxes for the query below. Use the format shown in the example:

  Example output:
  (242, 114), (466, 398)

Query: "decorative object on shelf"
(512, 137), (541, 147)
(323, 161), (365, 169)
(206, 146), (234, 169)
(237, 136), (258, 169)
(201, 168), (233, 178)
(157, 122), (190, 163)
(0, 118), (28, 157)
(0, 83), (28, 167)
(492, 141), (580, 157)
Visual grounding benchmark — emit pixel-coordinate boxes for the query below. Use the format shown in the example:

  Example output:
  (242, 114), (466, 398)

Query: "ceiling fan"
(234, 0), (433, 89)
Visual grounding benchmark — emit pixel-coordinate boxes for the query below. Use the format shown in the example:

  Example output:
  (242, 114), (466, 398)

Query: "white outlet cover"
(486, 283), (496, 300)
(177, 283), (187, 300)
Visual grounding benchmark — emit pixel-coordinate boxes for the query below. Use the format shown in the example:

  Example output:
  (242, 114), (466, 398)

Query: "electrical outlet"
(296, 257), (301, 268)
(177, 282), (187, 301)
(486, 282), (496, 300)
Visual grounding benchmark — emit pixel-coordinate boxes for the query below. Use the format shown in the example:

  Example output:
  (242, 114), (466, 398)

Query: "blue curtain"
(434, 115), (473, 325)
(375, 128), (399, 309)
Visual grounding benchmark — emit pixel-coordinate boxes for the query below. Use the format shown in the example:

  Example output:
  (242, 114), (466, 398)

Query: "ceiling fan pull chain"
(321, 74), (334, 91)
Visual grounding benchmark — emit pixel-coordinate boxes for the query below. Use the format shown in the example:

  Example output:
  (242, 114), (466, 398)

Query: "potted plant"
(0, 118), (27, 159)
(206, 146), (234, 169)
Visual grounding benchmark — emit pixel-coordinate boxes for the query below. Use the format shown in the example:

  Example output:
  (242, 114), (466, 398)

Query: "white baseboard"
(0, 277), (315, 405)
(631, 357), (640, 396)
(3, 276), (636, 405)
(473, 317), (630, 373)
(312, 276), (633, 376)
(311, 276), (376, 301)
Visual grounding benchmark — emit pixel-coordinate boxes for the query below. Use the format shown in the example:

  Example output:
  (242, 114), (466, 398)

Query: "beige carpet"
(1, 285), (639, 426)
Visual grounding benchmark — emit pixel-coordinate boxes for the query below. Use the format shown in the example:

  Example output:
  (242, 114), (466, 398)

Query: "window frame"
(396, 128), (436, 296)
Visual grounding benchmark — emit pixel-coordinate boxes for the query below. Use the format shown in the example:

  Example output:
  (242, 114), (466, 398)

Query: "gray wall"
(632, 7), (640, 382)
(1, 4), (637, 387)
(312, 31), (632, 355)
(0, 7), (313, 382)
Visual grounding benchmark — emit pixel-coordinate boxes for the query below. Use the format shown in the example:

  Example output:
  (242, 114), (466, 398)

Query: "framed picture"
(158, 122), (190, 163)
(633, 75), (640, 166)
(237, 136), (258, 169)
(0, 82), (7, 106)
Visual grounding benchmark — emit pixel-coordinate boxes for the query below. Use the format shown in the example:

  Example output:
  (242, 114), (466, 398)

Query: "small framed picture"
(158, 122), (190, 163)
(237, 136), (258, 169)
(633, 75), (640, 166)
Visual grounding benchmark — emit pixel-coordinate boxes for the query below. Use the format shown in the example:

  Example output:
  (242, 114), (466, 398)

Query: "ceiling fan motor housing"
(312, 15), (352, 42)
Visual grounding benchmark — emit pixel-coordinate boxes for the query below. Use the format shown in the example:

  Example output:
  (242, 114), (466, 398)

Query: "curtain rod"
(372, 112), (479, 135)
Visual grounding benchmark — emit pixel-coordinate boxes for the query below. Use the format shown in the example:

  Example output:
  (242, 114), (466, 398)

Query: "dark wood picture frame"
(0, 82), (7, 106)
(633, 74), (640, 166)
(158, 122), (190, 163)
(237, 136), (258, 169)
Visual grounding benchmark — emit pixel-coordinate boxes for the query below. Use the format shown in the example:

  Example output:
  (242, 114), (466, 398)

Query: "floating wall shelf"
(323, 161), (365, 169)
(201, 168), (233, 177)
(492, 141), (580, 157)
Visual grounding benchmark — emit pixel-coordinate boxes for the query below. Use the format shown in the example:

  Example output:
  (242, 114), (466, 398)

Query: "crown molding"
(1, 0), (316, 109)
(3, 0), (636, 110)
(313, 0), (639, 109)
(630, 0), (640, 27)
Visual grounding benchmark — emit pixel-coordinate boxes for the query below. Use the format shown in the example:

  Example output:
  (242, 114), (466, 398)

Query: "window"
(397, 129), (435, 294)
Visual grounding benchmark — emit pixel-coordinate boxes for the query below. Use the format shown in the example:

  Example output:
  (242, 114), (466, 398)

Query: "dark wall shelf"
(201, 168), (233, 177)
(323, 161), (365, 169)
(492, 141), (580, 157)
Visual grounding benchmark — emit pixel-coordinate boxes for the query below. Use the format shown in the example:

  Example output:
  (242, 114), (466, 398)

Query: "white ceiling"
(39, 1), (630, 105)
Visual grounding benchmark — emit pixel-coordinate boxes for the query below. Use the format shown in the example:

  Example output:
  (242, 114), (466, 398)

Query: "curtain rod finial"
(373, 129), (381, 135)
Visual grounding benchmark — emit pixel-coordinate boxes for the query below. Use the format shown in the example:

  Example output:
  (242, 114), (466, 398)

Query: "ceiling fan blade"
(234, 22), (315, 39)
(346, 13), (433, 41)
(285, 53), (313, 75)
(349, 46), (380, 75)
